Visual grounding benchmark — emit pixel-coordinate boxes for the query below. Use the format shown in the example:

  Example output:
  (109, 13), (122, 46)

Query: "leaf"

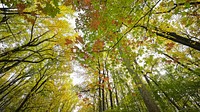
(90, 20), (100, 30)
(184, 2), (190, 9)
(36, 3), (43, 11)
(23, 15), (35, 24)
(30, 11), (37, 16)
(43, 3), (60, 17)
(92, 39), (104, 51)
(16, 3), (26, 14)
(52, 0), (59, 7)
(165, 60), (173, 64)
(103, 77), (109, 81)
(165, 42), (175, 51)
(65, 39), (73, 45)
(168, 1), (174, 7)
(132, 92), (136, 96)
(76, 36), (84, 44)
(84, 0), (91, 5)
(173, 57), (180, 63)
(112, 20), (119, 26)
(83, 97), (89, 101)
(99, 74), (104, 78)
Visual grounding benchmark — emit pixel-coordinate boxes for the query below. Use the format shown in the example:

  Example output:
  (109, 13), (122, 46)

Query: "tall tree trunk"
(118, 46), (161, 112)
(16, 66), (50, 112)
(112, 72), (119, 107)
(102, 68), (105, 111)
(104, 62), (113, 109)
(114, 83), (119, 107)
(145, 75), (181, 110)
(105, 91), (109, 109)
(97, 59), (102, 112)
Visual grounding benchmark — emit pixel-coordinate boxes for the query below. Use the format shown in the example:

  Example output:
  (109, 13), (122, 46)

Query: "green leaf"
(43, 3), (60, 17)
(185, 2), (190, 9)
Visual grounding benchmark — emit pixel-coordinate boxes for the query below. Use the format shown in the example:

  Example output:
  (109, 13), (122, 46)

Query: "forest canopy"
(0, 0), (199, 112)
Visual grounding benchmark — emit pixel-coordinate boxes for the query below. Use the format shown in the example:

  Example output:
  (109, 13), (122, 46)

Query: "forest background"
(0, 0), (199, 112)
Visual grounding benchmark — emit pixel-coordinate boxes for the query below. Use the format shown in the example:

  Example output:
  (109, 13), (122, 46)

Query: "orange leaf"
(165, 60), (172, 64)
(16, 3), (26, 14)
(166, 42), (175, 51)
(127, 19), (132, 24)
(103, 77), (109, 81)
(23, 15), (35, 24)
(83, 97), (89, 101)
(112, 20), (118, 26)
(64, 0), (73, 6)
(92, 39), (104, 51)
(31, 11), (37, 16)
(90, 20), (100, 30)
(65, 39), (73, 45)
(76, 36), (84, 44)
(84, 0), (91, 5)
(173, 57), (180, 62)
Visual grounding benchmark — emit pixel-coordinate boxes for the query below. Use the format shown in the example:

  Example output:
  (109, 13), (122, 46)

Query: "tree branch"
(155, 2), (200, 14)
(138, 25), (200, 51)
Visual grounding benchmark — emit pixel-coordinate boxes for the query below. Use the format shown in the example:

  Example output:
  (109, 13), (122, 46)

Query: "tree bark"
(145, 75), (181, 110)
(97, 59), (102, 112)
(139, 25), (200, 51)
(118, 46), (161, 112)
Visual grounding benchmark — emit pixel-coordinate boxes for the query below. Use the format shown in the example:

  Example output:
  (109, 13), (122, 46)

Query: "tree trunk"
(145, 75), (181, 110)
(118, 46), (161, 112)
(97, 59), (102, 112)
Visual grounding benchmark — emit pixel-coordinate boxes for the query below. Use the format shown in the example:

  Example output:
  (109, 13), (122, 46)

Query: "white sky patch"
(70, 60), (86, 85)
(66, 11), (86, 86)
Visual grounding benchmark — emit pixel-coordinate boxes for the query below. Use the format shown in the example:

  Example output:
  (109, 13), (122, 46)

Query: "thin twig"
(30, 17), (37, 41)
